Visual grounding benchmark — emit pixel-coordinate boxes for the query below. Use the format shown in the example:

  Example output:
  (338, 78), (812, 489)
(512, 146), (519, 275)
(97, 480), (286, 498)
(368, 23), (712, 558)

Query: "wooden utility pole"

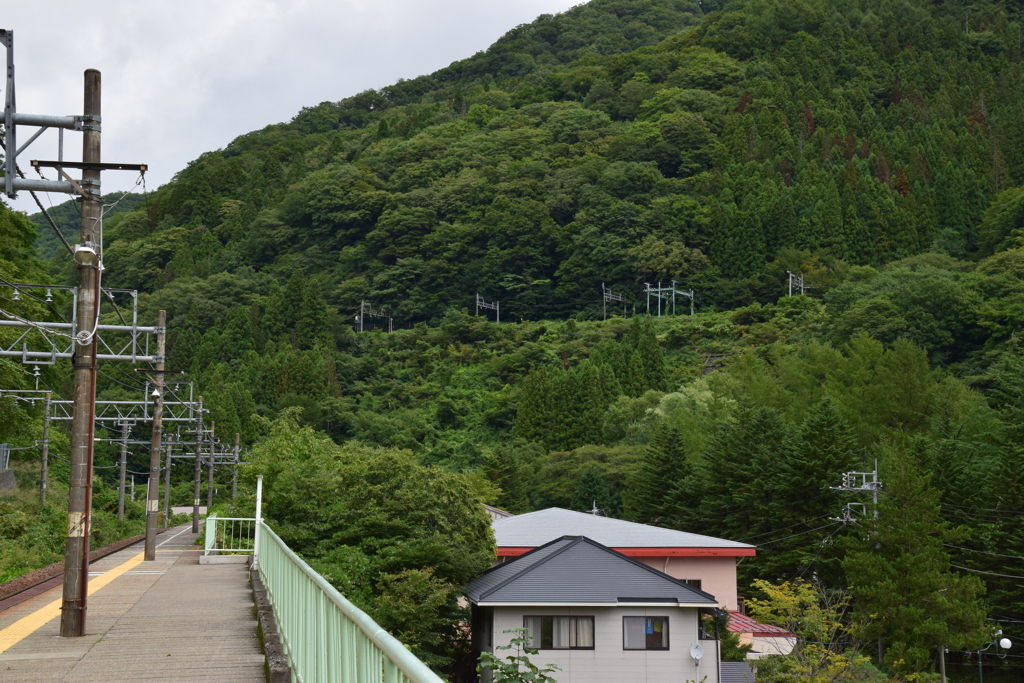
(144, 310), (165, 560)
(60, 68), (101, 638)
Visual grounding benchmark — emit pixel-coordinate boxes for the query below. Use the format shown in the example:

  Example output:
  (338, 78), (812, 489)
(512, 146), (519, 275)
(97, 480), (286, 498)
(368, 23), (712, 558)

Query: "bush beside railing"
(257, 522), (446, 683)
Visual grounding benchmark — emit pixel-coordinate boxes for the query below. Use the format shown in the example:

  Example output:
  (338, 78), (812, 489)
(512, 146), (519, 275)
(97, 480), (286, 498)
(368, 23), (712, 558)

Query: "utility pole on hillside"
(475, 294), (499, 324)
(601, 283), (626, 321)
(356, 300), (392, 332)
(830, 460), (883, 664)
(644, 282), (694, 316)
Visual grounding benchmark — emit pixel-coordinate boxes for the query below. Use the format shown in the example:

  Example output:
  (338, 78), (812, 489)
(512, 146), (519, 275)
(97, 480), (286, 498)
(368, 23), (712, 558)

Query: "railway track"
(0, 526), (172, 612)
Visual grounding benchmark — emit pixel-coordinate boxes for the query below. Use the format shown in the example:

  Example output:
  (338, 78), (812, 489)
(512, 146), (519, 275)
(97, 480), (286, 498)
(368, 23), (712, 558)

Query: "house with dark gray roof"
(466, 535), (724, 683)
(492, 507), (755, 612)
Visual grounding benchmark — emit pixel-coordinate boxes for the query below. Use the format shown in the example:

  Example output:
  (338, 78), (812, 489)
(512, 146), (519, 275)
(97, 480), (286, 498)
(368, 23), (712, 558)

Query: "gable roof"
(465, 535), (719, 607)
(726, 611), (794, 638)
(492, 508), (755, 557)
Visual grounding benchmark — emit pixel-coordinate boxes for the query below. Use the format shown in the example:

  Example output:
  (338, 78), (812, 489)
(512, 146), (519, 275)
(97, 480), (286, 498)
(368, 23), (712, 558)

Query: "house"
(492, 507), (755, 611)
(725, 611), (797, 660)
(466, 535), (724, 683)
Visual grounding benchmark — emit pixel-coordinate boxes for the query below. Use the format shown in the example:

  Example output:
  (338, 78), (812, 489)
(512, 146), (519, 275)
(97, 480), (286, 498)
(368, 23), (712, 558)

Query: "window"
(684, 579), (702, 591)
(523, 616), (595, 650)
(623, 616), (669, 650)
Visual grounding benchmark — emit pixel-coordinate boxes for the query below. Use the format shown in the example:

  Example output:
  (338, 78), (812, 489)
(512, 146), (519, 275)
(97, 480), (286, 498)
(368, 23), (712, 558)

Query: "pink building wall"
(634, 556), (739, 611)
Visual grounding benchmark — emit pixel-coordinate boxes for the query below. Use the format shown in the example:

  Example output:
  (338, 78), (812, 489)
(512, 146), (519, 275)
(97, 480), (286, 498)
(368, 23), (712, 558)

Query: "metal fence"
(257, 523), (445, 683)
(203, 514), (256, 555)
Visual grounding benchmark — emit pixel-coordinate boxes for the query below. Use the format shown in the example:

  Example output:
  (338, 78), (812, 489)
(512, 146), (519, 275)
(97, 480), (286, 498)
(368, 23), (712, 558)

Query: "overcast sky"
(3, 0), (581, 215)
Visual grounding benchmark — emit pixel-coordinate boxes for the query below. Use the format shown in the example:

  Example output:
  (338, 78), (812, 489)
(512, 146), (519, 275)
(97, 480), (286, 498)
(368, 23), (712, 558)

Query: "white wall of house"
(485, 605), (720, 683)
(632, 556), (739, 611)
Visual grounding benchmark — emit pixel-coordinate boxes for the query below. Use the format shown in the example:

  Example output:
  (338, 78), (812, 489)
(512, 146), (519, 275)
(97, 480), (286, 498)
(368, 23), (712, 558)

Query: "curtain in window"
(624, 617), (646, 649)
(574, 616), (594, 648)
(553, 617), (572, 649)
(524, 617), (543, 649)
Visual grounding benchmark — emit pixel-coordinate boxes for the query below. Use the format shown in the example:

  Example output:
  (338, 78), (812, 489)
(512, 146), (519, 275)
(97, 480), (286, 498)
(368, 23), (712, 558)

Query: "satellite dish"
(690, 643), (704, 661)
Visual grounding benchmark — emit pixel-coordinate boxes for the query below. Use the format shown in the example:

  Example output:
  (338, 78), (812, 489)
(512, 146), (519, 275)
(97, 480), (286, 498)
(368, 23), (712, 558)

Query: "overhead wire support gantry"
(644, 280), (695, 317)
(601, 283), (626, 321)
(2, 28), (151, 636)
(475, 293), (499, 324)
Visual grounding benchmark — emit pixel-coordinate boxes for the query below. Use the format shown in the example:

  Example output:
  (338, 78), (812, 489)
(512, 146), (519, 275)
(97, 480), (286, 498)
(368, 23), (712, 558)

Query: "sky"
(3, 0), (582, 215)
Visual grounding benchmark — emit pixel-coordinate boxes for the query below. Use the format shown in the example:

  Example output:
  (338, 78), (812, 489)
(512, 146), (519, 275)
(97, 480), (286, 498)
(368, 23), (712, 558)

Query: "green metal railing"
(257, 522), (446, 683)
(203, 514), (257, 556)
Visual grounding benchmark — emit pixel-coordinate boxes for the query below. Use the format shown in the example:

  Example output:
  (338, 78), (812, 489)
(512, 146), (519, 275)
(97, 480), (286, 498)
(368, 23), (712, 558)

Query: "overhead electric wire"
(0, 142), (76, 257)
(793, 524), (844, 580)
(950, 564), (1024, 580)
(942, 501), (1024, 515)
(755, 522), (841, 547)
(739, 513), (834, 542)
(944, 544), (1024, 560)
(0, 276), (70, 324)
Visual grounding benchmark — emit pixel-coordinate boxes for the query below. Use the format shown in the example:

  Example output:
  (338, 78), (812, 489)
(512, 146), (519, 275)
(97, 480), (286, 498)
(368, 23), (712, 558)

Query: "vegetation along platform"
(0, 523), (264, 682)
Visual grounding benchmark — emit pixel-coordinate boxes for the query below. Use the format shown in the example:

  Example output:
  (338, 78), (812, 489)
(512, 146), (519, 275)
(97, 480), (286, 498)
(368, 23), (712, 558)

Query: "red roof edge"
(497, 546), (757, 558)
(726, 611), (794, 638)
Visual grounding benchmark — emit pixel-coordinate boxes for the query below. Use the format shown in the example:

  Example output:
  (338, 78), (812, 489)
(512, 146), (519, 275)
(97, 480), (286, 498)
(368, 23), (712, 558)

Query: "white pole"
(253, 475), (263, 571)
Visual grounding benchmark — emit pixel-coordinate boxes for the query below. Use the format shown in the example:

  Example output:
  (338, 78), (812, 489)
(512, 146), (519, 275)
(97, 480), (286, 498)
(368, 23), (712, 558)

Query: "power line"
(739, 513), (834, 542)
(942, 501), (1024, 515)
(756, 522), (840, 547)
(951, 564), (1024, 580)
(945, 544), (1024, 560)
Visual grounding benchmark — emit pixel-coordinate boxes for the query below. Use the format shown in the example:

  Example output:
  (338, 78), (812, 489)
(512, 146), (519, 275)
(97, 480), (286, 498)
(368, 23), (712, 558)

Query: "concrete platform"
(0, 523), (264, 682)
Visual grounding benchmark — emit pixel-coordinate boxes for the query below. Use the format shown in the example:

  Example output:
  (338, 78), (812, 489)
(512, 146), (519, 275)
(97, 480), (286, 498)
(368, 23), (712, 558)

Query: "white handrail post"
(252, 475), (263, 571)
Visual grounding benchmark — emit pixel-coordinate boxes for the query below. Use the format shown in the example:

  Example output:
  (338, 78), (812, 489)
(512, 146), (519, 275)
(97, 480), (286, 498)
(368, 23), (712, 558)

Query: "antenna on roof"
(590, 501), (605, 516)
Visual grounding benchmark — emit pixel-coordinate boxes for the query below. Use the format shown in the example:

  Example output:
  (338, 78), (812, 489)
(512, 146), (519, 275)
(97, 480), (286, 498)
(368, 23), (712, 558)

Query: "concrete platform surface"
(0, 523), (264, 682)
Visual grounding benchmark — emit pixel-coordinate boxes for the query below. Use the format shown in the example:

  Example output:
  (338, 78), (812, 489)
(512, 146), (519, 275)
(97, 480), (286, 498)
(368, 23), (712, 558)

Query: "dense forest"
(4, 0), (1024, 679)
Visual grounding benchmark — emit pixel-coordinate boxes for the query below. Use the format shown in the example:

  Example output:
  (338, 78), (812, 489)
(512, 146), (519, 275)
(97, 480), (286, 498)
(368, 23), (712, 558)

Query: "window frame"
(622, 616), (671, 651)
(522, 615), (596, 651)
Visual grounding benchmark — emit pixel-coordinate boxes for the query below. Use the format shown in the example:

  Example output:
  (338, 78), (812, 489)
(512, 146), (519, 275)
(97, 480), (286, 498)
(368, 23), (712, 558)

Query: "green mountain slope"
(8, 1), (1024, 674)
(33, 0), (1024, 323)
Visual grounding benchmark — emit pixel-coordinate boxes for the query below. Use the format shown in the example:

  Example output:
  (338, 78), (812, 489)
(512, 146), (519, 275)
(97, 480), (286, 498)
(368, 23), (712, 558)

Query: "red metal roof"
(726, 611), (794, 638)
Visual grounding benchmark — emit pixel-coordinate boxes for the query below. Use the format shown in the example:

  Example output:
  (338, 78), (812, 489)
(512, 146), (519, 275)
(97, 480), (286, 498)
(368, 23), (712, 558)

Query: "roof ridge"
(477, 536), (584, 600)
(493, 508), (755, 548)
(573, 537), (719, 603)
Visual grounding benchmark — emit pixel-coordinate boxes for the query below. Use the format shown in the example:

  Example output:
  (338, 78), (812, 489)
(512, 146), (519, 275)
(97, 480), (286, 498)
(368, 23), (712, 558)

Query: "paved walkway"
(0, 524), (265, 682)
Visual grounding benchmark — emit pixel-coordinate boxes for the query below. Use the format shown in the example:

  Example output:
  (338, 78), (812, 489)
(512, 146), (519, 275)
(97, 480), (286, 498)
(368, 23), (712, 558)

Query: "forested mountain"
(4, 0), (1024, 678)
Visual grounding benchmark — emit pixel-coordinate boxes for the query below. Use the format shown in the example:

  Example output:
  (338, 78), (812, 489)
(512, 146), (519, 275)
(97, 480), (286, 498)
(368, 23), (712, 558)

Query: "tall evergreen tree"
(570, 464), (616, 515)
(842, 448), (986, 677)
(626, 422), (690, 526)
